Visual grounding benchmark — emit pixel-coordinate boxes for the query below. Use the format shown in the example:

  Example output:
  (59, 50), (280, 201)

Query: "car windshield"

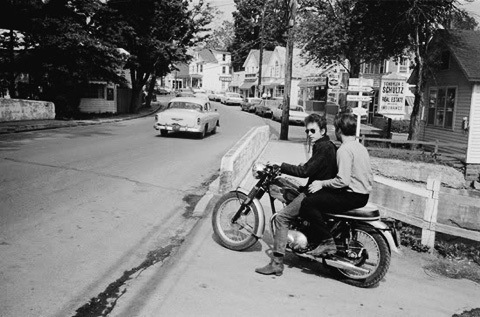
(169, 102), (203, 111)
(227, 93), (241, 98)
(249, 98), (262, 104)
(265, 100), (283, 108)
(293, 107), (304, 112)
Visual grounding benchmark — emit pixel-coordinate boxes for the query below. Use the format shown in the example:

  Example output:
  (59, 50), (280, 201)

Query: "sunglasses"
(305, 129), (316, 134)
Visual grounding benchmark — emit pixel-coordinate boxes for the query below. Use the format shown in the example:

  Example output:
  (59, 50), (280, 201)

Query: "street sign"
(347, 95), (372, 102)
(352, 106), (368, 116)
(348, 86), (374, 93)
(349, 78), (374, 87)
(378, 77), (406, 115)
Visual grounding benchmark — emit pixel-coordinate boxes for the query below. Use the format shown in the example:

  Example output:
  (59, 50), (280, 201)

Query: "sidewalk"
(0, 101), (167, 134)
(111, 141), (480, 317)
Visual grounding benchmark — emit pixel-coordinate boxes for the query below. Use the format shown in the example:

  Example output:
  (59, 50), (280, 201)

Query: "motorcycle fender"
(232, 188), (266, 239)
(362, 220), (401, 254)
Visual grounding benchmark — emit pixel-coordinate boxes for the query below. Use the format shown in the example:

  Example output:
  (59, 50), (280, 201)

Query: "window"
(427, 87), (456, 129)
(397, 57), (409, 73)
(275, 61), (280, 77)
(222, 54), (226, 61)
(222, 66), (226, 74)
(275, 86), (284, 97)
(221, 81), (226, 90)
(200, 64), (203, 73)
(83, 84), (105, 99)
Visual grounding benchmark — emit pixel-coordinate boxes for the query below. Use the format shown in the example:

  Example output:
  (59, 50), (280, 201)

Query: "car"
(194, 92), (209, 103)
(175, 88), (195, 98)
(157, 87), (171, 95)
(241, 97), (262, 112)
(221, 92), (243, 105)
(255, 99), (283, 117)
(153, 97), (220, 139)
(208, 91), (218, 101)
(215, 91), (225, 102)
(272, 105), (308, 124)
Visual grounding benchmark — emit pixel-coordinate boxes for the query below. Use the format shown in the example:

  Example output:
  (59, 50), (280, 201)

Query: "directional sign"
(349, 78), (374, 87)
(352, 106), (368, 116)
(347, 95), (372, 102)
(348, 86), (374, 93)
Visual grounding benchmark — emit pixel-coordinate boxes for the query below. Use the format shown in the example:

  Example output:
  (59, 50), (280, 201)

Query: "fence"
(371, 175), (480, 250)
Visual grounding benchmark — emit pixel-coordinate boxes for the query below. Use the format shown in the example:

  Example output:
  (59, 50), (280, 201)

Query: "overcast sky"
(206, 0), (480, 29)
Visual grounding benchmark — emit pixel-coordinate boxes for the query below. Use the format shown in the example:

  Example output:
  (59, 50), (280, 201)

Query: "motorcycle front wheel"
(212, 191), (260, 251)
(331, 228), (390, 288)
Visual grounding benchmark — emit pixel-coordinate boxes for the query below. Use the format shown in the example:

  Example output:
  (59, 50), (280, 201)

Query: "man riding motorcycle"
(302, 113), (374, 257)
(255, 113), (337, 276)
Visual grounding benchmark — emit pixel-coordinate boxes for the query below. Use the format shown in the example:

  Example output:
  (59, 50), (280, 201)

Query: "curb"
(0, 103), (165, 135)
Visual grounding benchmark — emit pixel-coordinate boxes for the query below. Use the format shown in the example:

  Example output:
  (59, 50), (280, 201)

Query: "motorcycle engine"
(287, 229), (308, 252)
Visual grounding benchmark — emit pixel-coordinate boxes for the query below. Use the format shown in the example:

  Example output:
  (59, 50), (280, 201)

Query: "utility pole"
(280, 0), (297, 140)
(257, 5), (266, 98)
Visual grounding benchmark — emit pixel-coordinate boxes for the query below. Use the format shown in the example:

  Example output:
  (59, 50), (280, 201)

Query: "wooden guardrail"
(371, 176), (480, 250)
(359, 136), (468, 155)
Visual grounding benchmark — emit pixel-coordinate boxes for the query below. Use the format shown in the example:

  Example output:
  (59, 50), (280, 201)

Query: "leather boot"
(307, 238), (337, 257)
(255, 256), (284, 276)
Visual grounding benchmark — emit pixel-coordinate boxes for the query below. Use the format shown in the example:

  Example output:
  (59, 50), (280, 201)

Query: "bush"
(372, 116), (410, 135)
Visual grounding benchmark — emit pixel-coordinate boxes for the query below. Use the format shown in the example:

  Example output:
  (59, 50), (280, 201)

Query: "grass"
(398, 222), (480, 284)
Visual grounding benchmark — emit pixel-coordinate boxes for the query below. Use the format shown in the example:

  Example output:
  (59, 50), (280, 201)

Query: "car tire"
(198, 124), (207, 139)
(160, 129), (168, 137)
(211, 124), (217, 134)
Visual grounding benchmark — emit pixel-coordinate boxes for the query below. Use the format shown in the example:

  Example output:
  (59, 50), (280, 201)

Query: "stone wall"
(0, 99), (55, 122)
(465, 164), (480, 181)
(219, 125), (270, 193)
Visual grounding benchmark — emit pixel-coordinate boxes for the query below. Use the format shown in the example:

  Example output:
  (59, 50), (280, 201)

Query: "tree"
(204, 20), (235, 50)
(0, 0), (125, 116)
(296, 0), (410, 77)
(106, 0), (215, 113)
(230, 0), (289, 71)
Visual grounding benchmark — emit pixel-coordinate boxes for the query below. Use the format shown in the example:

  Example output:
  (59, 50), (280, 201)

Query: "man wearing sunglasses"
(256, 113), (337, 276)
(301, 113), (373, 257)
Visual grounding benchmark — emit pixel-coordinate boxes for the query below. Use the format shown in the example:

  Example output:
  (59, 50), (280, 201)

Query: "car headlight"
(252, 162), (266, 179)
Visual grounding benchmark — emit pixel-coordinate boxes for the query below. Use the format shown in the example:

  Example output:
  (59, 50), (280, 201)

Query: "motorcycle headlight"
(251, 162), (266, 179)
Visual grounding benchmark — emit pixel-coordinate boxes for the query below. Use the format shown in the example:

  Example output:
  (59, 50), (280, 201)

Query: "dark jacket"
(280, 135), (337, 191)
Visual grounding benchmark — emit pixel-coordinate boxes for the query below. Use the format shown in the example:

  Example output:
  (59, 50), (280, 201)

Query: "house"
(164, 48), (232, 92)
(229, 71), (245, 94)
(234, 46), (321, 106)
(418, 30), (480, 181)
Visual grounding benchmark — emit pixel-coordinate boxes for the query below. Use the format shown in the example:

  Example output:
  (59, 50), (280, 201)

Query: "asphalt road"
(0, 102), (270, 316)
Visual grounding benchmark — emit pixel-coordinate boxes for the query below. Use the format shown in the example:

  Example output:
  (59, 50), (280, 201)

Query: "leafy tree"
(230, 0), (289, 71)
(204, 20), (235, 51)
(106, 0), (215, 112)
(296, 0), (410, 77)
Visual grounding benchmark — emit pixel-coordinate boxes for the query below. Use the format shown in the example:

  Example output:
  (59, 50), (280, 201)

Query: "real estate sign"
(379, 77), (406, 115)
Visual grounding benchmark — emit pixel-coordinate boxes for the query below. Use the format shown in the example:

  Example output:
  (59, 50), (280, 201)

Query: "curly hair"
(334, 113), (357, 136)
(304, 113), (327, 135)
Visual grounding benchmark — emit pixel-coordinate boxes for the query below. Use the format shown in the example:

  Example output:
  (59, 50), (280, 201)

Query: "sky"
(205, 0), (480, 30)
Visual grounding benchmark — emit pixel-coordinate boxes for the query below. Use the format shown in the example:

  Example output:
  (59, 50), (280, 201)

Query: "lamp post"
(280, 0), (297, 141)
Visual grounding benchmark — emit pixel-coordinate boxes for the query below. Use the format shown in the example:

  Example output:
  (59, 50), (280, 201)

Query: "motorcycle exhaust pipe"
(323, 257), (370, 275)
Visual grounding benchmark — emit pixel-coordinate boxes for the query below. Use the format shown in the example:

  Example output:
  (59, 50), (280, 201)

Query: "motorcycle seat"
(325, 203), (380, 221)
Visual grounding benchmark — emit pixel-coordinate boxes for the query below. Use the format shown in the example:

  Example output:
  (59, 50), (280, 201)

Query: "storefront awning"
(240, 81), (257, 89)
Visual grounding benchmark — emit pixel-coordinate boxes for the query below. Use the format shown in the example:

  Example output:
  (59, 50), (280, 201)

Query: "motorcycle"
(212, 163), (401, 288)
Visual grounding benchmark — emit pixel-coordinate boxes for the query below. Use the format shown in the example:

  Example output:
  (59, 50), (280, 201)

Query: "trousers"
(300, 189), (369, 244)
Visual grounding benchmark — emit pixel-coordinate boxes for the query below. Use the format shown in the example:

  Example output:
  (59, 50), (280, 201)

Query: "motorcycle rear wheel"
(212, 191), (260, 251)
(330, 228), (390, 288)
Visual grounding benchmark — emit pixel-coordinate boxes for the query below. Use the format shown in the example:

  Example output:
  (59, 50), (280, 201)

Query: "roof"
(242, 49), (274, 68)
(169, 97), (206, 105)
(439, 30), (480, 82)
(198, 49), (218, 63)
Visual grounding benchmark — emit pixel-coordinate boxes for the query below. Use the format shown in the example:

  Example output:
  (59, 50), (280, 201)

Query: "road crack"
(2, 157), (186, 193)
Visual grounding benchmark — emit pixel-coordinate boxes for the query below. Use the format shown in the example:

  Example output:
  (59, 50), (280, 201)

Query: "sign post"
(348, 78), (374, 139)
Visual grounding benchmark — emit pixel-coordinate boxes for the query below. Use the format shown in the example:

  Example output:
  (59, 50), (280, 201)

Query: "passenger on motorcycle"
(255, 113), (337, 276)
(302, 112), (374, 257)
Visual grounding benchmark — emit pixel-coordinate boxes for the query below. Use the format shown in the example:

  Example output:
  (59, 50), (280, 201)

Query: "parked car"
(208, 91), (219, 101)
(272, 105), (308, 124)
(176, 88), (195, 98)
(221, 92), (243, 105)
(255, 99), (283, 117)
(241, 97), (262, 112)
(194, 93), (209, 103)
(215, 92), (225, 102)
(157, 87), (171, 95)
(153, 97), (220, 139)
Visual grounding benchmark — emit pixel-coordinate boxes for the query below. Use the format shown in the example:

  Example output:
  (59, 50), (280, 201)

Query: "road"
(0, 102), (275, 317)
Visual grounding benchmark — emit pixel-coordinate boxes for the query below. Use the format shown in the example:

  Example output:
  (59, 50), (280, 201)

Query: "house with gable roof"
(419, 29), (480, 180)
